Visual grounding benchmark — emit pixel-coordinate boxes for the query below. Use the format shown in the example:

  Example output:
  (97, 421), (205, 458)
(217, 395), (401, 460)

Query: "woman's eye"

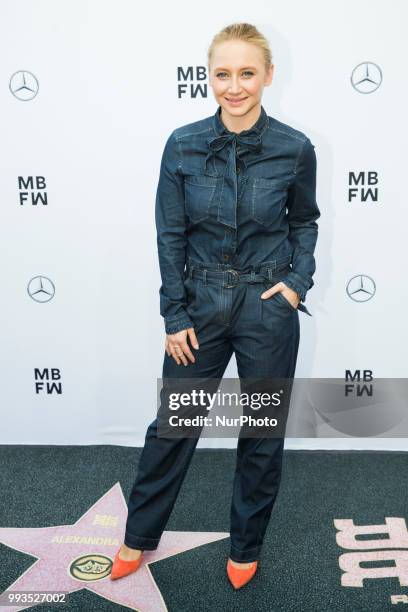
(215, 71), (255, 78)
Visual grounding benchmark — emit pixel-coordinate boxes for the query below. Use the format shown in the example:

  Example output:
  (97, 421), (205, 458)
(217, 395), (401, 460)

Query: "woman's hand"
(260, 282), (300, 309)
(165, 328), (199, 366)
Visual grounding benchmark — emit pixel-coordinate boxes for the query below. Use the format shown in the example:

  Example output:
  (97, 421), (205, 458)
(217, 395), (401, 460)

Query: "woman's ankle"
(119, 543), (143, 560)
(228, 558), (256, 569)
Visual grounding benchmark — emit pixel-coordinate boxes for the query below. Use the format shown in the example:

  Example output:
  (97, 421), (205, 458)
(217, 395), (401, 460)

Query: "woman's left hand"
(260, 282), (300, 309)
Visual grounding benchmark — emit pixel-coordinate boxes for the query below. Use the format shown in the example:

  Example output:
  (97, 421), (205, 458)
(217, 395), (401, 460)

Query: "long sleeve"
(155, 130), (194, 335)
(280, 137), (321, 303)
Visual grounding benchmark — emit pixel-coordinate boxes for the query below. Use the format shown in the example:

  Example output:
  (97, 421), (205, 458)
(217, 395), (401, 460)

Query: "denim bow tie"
(207, 132), (263, 158)
(204, 132), (263, 229)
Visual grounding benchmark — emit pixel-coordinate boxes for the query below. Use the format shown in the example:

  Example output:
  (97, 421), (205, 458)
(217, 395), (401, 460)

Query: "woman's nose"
(228, 77), (242, 94)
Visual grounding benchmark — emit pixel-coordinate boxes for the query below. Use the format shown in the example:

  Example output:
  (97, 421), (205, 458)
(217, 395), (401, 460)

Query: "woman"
(111, 22), (320, 589)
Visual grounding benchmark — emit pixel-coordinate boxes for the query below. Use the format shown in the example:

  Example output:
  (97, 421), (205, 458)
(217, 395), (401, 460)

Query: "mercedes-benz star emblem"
(27, 276), (55, 303)
(346, 275), (376, 302)
(9, 71), (39, 101)
(351, 62), (382, 94)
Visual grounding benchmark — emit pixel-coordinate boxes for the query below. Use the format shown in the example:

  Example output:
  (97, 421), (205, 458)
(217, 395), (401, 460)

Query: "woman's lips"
(225, 96), (248, 105)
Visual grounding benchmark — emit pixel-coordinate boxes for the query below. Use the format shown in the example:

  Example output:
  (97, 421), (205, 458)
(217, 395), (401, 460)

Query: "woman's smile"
(225, 96), (249, 106)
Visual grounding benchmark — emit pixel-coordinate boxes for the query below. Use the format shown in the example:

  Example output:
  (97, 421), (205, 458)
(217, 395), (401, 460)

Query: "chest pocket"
(184, 175), (218, 223)
(244, 177), (290, 227)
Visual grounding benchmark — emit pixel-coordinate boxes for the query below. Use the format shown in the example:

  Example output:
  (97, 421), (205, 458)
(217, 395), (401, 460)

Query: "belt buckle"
(225, 269), (239, 288)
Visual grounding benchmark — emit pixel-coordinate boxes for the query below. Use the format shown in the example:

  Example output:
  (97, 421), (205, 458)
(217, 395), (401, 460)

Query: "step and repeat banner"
(1, 0), (406, 449)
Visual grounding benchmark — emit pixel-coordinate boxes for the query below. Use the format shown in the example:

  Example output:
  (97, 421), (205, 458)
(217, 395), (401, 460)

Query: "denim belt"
(189, 266), (280, 288)
(186, 262), (312, 316)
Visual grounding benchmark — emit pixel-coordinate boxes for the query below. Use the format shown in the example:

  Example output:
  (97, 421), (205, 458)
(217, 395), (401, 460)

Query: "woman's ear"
(265, 63), (274, 86)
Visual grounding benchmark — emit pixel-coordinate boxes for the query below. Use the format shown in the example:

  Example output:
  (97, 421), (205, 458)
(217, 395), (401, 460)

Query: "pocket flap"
(184, 174), (218, 187)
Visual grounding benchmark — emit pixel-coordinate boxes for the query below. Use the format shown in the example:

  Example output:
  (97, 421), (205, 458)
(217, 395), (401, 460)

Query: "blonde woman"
(111, 22), (320, 589)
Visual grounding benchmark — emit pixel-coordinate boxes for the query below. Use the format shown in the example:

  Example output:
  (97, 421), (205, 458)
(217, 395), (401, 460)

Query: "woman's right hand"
(165, 328), (199, 365)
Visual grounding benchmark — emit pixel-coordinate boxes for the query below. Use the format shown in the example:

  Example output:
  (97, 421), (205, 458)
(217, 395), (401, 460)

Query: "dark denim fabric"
(155, 104), (320, 334)
(125, 258), (300, 562)
(124, 106), (320, 561)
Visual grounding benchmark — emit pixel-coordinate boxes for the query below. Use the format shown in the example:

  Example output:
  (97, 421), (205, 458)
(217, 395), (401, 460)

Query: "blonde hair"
(207, 22), (273, 73)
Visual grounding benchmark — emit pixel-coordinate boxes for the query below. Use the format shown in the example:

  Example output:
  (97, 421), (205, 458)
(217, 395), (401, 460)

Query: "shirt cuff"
(279, 271), (310, 302)
(164, 311), (194, 335)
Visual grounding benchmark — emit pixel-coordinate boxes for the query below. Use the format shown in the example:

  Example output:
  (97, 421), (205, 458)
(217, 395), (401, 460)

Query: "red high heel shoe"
(110, 547), (143, 580)
(226, 558), (258, 589)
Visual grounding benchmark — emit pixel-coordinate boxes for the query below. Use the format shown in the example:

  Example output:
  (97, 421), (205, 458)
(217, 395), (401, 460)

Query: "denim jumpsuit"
(124, 105), (320, 563)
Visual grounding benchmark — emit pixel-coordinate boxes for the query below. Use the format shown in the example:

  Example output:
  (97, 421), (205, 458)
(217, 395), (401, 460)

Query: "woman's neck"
(220, 103), (262, 134)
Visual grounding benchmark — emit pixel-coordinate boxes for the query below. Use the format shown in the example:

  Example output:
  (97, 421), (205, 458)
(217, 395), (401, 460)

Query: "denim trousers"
(124, 256), (300, 563)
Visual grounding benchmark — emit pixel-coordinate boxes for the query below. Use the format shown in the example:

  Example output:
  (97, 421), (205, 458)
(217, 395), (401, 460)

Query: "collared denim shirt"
(155, 105), (321, 335)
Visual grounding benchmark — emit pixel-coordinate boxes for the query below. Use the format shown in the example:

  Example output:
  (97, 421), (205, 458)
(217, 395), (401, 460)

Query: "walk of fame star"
(0, 482), (229, 611)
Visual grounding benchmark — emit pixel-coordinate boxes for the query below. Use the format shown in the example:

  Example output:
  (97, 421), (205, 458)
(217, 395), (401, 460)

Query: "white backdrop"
(1, 0), (406, 450)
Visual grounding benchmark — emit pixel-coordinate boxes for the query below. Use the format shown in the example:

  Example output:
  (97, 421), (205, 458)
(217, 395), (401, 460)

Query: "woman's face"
(209, 39), (274, 119)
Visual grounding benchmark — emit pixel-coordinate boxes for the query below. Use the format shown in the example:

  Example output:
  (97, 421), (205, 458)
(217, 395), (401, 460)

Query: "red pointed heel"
(226, 558), (258, 589)
(110, 547), (143, 580)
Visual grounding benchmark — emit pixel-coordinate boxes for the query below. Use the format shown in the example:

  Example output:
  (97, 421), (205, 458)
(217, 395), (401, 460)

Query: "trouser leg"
(228, 281), (300, 562)
(124, 324), (233, 550)
(124, 418), (201, 550)
(229, 436), (285, 562)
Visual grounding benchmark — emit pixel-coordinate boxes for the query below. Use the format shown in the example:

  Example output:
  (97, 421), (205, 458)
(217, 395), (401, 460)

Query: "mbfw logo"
(350, 62), (382, 94)
(346, 275), (376, 302)
(27, 276), (55, 303)
(345, 370), (373, 397)
(348, 171), (379, 204)
(9, 70), (39, 101)
(177, 66), (207, 99)
(334, 517), (408, 605)
(18, 176), (48, 206)
(34, 368), (62, 394)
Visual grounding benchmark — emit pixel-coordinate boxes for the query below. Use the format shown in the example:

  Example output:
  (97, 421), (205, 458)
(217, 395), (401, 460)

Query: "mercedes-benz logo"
(27, 276), (55, 302)
(351, 62), (382, 94)
(9, 70), (39, 101)
(346, 275), (376, 302)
